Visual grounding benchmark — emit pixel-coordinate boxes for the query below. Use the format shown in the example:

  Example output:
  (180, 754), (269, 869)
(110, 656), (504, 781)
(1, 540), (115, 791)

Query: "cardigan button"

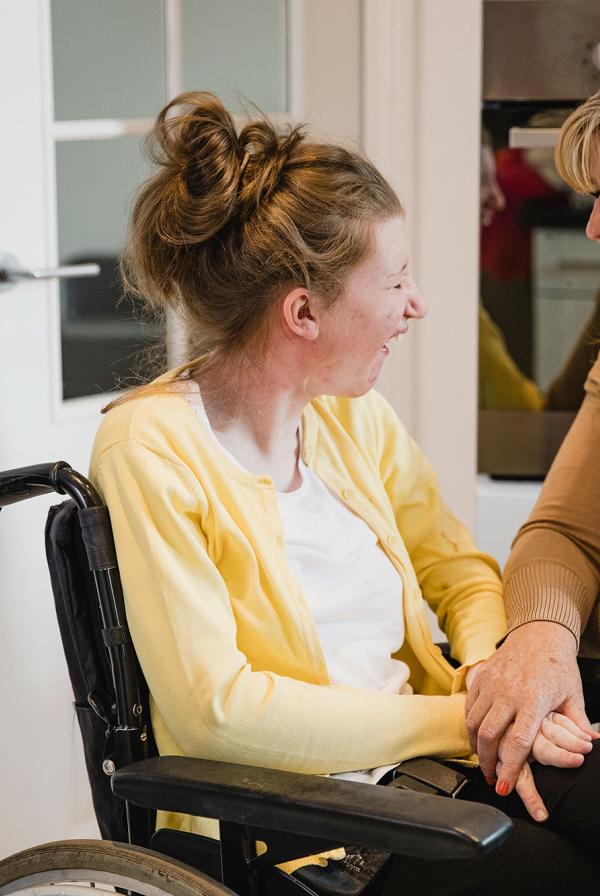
(386, 534), (398, 546)
(341, 488), (353, 499)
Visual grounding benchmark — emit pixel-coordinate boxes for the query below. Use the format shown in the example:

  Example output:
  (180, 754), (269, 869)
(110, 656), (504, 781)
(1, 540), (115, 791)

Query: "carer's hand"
(465, 620), (595, 797)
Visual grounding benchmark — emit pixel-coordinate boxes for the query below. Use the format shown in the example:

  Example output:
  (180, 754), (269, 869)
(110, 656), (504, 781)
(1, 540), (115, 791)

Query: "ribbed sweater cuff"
(504, 563), (588, 646)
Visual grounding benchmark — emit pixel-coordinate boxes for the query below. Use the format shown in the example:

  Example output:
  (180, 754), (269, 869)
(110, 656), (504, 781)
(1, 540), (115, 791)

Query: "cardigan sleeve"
(503, 356), (600, 647)
(93, 438), (472, 775)
(370, 392), (507, 669)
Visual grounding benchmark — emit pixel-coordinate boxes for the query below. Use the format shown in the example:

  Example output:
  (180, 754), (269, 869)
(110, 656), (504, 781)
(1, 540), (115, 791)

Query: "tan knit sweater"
(504, 354), (600, 657)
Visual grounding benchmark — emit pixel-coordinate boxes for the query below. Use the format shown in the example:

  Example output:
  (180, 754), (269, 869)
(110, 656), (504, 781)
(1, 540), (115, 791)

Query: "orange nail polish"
(484, 775), (496, 786)
(497, 781), (510, 796)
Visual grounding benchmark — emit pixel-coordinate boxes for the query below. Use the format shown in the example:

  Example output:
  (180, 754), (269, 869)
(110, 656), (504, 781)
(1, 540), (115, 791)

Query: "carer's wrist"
(504, 619), (578, 652)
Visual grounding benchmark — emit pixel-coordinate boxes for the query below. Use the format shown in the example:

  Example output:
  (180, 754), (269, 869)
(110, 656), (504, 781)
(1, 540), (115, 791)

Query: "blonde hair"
(555, 90), (600, 194)
(105, 91), (402, 411)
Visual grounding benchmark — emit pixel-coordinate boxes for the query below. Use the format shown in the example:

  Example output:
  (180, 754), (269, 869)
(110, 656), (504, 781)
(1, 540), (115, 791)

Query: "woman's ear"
(282, 287), (320, 340)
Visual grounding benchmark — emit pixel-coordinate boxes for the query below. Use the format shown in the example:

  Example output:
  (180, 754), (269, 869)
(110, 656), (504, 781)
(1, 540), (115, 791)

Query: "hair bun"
(147, 91), (243, 245)
(237, 120), (305, 212)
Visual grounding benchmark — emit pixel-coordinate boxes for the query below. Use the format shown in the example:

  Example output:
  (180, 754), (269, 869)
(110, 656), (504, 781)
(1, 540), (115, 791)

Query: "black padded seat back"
(45, 499), (156, 841)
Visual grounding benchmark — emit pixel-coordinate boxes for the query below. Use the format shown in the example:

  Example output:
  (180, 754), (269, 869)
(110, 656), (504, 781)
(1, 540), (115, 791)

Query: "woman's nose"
(406, 287), (427, 320)
(586, 199), (600, 243)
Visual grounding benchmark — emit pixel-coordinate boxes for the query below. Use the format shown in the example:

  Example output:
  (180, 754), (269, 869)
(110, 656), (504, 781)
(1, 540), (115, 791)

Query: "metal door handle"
(0, 251), (100, 291)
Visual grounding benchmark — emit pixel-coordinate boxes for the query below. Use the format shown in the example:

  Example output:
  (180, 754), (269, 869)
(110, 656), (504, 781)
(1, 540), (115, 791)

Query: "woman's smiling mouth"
(381, 327), (408, 354)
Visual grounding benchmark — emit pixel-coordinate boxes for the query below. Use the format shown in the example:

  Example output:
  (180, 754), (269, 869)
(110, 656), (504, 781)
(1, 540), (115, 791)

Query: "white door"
(1, 0), (103, 855)
(0, 0), (360, 857)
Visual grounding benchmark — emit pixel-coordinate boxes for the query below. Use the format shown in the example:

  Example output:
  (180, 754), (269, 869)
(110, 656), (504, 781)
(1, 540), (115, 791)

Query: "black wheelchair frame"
(0, 461), (512, 896)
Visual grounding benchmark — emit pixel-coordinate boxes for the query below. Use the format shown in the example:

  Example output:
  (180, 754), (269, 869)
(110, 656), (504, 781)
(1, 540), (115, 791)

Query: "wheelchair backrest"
(1, 462), (157, 846)
(46, 501), (120, 837)
(45, 496), (157, 845)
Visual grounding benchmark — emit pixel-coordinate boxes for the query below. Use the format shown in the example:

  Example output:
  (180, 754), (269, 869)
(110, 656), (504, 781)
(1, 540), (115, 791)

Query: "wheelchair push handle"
(0, 461), (102, 509)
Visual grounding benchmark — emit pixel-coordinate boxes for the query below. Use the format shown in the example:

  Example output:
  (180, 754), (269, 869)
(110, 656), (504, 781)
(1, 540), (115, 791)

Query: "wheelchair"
(0, 461), (512, 896)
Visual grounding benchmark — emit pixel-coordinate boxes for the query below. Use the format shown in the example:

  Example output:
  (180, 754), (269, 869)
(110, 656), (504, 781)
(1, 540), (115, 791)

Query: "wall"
(303, 0), (362, 141)
(475, 477), (542, 569)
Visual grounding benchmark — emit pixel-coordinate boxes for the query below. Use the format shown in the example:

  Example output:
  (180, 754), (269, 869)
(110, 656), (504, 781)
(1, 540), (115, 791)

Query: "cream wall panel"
(413, 0), (482, 527)
(363, 0), (482, 527)
(302, 0), (361, 141)
(361, 0), (418, 434)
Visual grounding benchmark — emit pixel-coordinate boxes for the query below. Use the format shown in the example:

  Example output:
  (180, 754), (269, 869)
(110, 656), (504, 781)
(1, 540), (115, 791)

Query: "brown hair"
(107, 91), (401, 409)
(556, 90), (600, 193)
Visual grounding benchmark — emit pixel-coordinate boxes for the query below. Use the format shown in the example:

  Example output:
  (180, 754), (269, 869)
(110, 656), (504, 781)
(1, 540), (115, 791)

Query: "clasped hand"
(464, 621), (598, 822)
(495, 711), (593, 821)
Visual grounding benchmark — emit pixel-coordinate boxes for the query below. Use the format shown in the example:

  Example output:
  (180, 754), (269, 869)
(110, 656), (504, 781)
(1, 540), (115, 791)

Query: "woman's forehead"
(370, 217), (409, 270)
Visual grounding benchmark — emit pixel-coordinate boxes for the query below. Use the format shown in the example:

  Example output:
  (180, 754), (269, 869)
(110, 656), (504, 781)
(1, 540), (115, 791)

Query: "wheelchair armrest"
(112, 756), (512, 861)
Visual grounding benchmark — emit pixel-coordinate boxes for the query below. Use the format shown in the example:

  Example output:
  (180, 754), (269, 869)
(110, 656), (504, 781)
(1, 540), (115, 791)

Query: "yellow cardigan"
(90, 380), (506, 866)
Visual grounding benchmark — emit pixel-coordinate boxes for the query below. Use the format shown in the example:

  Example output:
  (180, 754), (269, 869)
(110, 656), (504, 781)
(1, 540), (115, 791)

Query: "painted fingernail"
(496, 781), (510, 796)
(484, 775), (496, 786)
(535, 810), (548, 822)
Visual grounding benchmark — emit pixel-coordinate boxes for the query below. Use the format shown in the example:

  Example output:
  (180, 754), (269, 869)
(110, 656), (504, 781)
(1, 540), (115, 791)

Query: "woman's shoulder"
(309, 389), (408, 445)
(91, 380), (196, 465)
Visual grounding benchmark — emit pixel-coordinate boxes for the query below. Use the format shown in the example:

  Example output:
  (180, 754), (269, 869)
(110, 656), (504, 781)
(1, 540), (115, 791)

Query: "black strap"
(78, 506), (118, 571)
(102, 625), (130, 647)
(393, 758), (468, 798)
(87, 691), (113, 726)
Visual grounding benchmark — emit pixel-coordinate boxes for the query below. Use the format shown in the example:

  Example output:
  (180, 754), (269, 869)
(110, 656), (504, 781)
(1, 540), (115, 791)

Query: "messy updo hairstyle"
(113, 91), (401, 404)
(556, 89), (600, 193)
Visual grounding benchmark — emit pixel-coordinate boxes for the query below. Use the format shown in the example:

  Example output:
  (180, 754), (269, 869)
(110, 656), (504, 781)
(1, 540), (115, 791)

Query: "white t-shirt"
(278, 459), (411, 784)
(183, 384), (410, 783)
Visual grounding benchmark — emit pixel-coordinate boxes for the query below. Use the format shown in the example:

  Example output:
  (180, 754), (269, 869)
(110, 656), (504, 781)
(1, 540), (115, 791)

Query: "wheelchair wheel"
(0, 840), (234, 896)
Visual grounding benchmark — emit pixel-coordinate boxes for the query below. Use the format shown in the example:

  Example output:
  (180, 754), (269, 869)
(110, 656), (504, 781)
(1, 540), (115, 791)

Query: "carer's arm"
(465, 356), (600, 794)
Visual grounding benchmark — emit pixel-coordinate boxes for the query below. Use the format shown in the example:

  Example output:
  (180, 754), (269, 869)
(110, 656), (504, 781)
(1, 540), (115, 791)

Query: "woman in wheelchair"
(89, 92), (600, 894)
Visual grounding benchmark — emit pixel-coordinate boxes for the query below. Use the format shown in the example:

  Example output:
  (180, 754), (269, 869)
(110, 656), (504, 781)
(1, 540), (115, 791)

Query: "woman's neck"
(193, 351), (308, 492)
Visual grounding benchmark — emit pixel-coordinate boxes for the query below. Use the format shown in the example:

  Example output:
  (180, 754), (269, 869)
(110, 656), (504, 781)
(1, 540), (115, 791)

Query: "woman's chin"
(337, 373), (382, 398)
(319, 357), (385, 398)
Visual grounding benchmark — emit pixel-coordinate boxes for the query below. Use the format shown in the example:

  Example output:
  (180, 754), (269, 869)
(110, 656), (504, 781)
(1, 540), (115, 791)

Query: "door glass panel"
(181, 0), (287, 114)
(51, 0), (165, 120)
(51, 0), (289, 402)
(56, 138), (164, 400)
